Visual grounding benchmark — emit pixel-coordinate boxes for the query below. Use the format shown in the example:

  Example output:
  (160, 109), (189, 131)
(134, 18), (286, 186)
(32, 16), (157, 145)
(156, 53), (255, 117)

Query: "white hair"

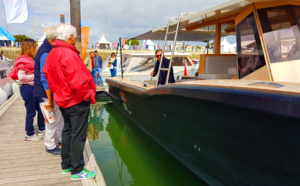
(56, 24), (77, 41)
(46, 26), (58, 41)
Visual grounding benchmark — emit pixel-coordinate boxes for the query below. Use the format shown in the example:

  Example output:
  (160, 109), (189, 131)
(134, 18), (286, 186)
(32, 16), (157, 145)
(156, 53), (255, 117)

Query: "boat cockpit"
(131, 0), (300, 86)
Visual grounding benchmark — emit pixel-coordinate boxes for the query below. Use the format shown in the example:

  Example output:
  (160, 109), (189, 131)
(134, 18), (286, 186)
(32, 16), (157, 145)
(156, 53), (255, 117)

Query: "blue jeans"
(110, 68), (117, 77)
(20, 84), (45, 136)
(92, 68), (104, 86)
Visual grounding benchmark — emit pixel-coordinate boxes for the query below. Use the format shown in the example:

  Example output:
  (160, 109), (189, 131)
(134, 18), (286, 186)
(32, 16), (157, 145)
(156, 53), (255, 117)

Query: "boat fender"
(12, 82), (20, 94)
(2, 83), (12, 97)
(0, 88), (8, 106)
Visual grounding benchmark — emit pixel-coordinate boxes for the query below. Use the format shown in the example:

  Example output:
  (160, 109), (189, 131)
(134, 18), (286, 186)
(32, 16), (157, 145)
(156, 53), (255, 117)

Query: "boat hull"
(106, 79), (300, 185)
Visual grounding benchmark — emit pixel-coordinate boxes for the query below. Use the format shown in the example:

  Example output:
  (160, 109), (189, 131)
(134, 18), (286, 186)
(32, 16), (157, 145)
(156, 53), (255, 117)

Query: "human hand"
(150, 70), (154, 76)
(44, 101), (53, 112)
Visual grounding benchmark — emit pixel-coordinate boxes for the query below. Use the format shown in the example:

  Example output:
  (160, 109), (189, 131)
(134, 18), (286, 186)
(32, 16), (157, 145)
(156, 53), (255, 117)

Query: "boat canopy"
(131, 0), (283, 42)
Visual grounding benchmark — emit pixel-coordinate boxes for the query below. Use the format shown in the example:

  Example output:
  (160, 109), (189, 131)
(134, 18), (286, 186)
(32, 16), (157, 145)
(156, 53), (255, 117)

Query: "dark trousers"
(59, 101), (90, 174)
(20, 84), (45, 136)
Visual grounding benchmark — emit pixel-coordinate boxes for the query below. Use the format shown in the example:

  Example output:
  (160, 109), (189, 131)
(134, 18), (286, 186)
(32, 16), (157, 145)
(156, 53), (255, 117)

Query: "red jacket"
(43, 40), (96, 108)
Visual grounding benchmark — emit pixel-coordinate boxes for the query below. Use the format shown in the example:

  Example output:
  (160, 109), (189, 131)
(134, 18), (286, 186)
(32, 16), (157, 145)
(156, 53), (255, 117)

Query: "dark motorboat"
(106, 0), (300, 185)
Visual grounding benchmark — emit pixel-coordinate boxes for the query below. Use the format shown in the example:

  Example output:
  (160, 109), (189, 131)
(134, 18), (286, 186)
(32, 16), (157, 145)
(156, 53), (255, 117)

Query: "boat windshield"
(128, 56), (193, 73)
(236, 12), (266, 78)
(258, 5), (300, 63)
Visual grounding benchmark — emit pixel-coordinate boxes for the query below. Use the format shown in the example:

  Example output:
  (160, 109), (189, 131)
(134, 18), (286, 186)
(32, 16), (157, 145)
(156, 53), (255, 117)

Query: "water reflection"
(88, 100), (205, 186)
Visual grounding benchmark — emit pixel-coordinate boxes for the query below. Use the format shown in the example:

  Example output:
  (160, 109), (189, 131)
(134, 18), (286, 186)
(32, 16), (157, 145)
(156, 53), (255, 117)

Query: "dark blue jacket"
(112, 58), (117, 69)
(94, 56), (102, 69)
(153, 57), (175, 85)
(33, 39), (53, 98)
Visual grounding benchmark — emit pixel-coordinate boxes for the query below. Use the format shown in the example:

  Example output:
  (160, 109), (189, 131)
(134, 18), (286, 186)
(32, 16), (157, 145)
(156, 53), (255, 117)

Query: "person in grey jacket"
(93, 51), (104, 86)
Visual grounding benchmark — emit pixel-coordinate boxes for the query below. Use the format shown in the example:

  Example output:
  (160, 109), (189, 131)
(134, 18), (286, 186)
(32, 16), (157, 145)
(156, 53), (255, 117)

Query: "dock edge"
(82, 138), (106, 186)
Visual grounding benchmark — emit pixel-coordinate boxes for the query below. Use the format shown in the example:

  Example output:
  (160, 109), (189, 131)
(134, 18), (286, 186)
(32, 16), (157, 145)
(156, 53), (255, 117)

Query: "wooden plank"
(255, 0), (300, 10)
(214, 21), (221, 55)
(235, 4), (254, 25)
(0, 96), (85, 186)
(0, 92), (20, 117)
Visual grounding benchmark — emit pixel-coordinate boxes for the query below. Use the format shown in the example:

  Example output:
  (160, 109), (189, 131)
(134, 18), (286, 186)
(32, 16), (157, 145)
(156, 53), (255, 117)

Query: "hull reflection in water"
(88, 98), (205, 186)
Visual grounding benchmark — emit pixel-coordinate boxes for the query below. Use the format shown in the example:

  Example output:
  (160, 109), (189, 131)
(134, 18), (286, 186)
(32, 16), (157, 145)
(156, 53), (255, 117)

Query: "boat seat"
(199, 55), (237, 80)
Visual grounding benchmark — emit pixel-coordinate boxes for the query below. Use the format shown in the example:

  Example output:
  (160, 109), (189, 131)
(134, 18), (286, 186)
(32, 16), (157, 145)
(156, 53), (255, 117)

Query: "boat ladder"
(156, 12), (194, 86)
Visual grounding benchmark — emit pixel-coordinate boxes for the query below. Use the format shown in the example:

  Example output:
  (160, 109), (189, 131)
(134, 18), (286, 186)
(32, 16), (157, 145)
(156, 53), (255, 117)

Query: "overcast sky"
(0, 0), (230, 47)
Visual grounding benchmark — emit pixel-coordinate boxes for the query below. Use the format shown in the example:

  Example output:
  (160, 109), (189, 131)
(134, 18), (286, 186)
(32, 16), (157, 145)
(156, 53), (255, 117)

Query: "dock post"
(70, 0), (82, 56)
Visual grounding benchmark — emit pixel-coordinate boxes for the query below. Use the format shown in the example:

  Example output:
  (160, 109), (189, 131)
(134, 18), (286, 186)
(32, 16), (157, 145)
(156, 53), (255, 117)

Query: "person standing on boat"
(43, 24), (97, 180)
(151, 49), (175, 85)
(33, 26), (64, 155)
(108, 52), (117, 77)
(84, 51), (94, 74)
(9, 39), (45, 141)
(93, 51), (104, 86)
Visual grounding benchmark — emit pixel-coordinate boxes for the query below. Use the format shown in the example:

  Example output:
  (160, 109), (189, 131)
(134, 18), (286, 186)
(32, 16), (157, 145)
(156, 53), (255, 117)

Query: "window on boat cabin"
(236, 13), (266, 78)
(171, 57), (193, 66)
(129, 57), (157, 72)
(121, 55), (131, 70)
(221, 22), (237, 54)
(258, 5), (300, 63)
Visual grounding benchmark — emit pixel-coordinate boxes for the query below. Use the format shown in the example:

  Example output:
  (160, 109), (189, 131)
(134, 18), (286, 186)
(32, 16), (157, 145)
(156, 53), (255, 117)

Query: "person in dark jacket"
(43, 24), (96, 180)
(151, 49), (175, 85)
(93, 51), (104, 86)
(33, 26), (64, 156)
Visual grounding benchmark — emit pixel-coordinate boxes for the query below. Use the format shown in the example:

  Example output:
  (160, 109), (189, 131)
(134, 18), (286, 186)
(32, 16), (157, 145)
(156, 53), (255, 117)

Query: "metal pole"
(60, 14), (65, 23)
(120, 37), (123, 79)
(70, 0), (82, 56)
(105, 19), (107, 49)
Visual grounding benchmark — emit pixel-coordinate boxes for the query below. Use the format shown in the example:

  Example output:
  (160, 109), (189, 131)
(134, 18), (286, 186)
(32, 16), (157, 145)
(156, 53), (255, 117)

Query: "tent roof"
(145, 40), (157, 46)
(38, 33), (46, 42)
(0, 26), (15, 42)
(99, 35), (111, 44)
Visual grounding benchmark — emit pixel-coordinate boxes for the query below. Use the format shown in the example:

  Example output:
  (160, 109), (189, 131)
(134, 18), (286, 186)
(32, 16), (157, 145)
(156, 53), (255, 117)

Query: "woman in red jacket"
(9, 39), (45, 141)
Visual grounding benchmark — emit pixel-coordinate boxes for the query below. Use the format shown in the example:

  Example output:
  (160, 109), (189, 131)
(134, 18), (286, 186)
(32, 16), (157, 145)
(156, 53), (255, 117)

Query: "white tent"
(97, 35), (111, 49)
(0, 34), (14, 47)
(221, 37), (236, 53)
(38, 33), (46, 47)
(144, 40), (157, 50)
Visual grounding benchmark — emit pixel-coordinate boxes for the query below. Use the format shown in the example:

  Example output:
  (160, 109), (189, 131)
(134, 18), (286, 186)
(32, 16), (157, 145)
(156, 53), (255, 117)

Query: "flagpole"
(70, 0), (82, 56)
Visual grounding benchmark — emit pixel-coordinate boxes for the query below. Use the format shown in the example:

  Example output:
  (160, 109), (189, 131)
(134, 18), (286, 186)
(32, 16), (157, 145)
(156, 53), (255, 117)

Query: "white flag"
(4, 0), (28, 23)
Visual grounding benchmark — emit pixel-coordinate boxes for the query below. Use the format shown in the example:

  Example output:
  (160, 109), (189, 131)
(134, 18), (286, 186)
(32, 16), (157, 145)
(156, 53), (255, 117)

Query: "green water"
(88, 98), (206, 186)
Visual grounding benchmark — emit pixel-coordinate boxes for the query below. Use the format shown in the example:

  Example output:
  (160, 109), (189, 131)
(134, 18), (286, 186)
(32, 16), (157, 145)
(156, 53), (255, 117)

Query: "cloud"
(0, 0), (229, 46)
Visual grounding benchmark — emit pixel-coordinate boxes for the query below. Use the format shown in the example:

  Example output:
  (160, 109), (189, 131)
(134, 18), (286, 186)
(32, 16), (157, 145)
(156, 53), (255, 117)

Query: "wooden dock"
(0, 92), (106, 186)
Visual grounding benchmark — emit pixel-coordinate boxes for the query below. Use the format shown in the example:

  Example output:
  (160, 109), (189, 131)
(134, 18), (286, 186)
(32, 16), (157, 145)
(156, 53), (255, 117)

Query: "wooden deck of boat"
(0, 93), (105, 186)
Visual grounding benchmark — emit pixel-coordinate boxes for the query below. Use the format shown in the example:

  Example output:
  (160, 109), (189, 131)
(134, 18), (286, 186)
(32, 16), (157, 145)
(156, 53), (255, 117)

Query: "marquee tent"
(221, 37), (236, 53)
(144, 40), (157, 50)
(0, 26), (15, 47)
(38, 33), (46, 47)
(97, 35), (111, 49)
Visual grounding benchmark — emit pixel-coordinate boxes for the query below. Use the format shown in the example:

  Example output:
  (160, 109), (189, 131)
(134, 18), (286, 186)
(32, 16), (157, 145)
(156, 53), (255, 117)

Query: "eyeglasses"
(156, 54), (162, 58)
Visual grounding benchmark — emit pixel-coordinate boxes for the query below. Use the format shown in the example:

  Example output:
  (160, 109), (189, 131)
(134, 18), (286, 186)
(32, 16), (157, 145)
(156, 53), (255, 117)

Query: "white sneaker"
(25, 134), (43, 141)
(37, 130), (45, 136)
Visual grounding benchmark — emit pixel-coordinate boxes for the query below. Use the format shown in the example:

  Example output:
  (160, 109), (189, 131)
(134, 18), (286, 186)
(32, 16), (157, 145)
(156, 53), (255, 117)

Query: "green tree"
(209, 42), (214, 48)
(125, 39), (139, 46)
(13, 35), (30, 43)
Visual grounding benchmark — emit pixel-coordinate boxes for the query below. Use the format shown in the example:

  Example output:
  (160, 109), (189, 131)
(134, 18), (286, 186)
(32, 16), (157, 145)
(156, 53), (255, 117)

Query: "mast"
(70, 0), (82, 56)
(105, 19), (107, 49)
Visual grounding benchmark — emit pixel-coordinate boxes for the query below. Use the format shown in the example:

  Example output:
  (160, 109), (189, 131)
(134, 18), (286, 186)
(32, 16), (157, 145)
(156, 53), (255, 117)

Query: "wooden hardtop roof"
(132, 0), (299, 42)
